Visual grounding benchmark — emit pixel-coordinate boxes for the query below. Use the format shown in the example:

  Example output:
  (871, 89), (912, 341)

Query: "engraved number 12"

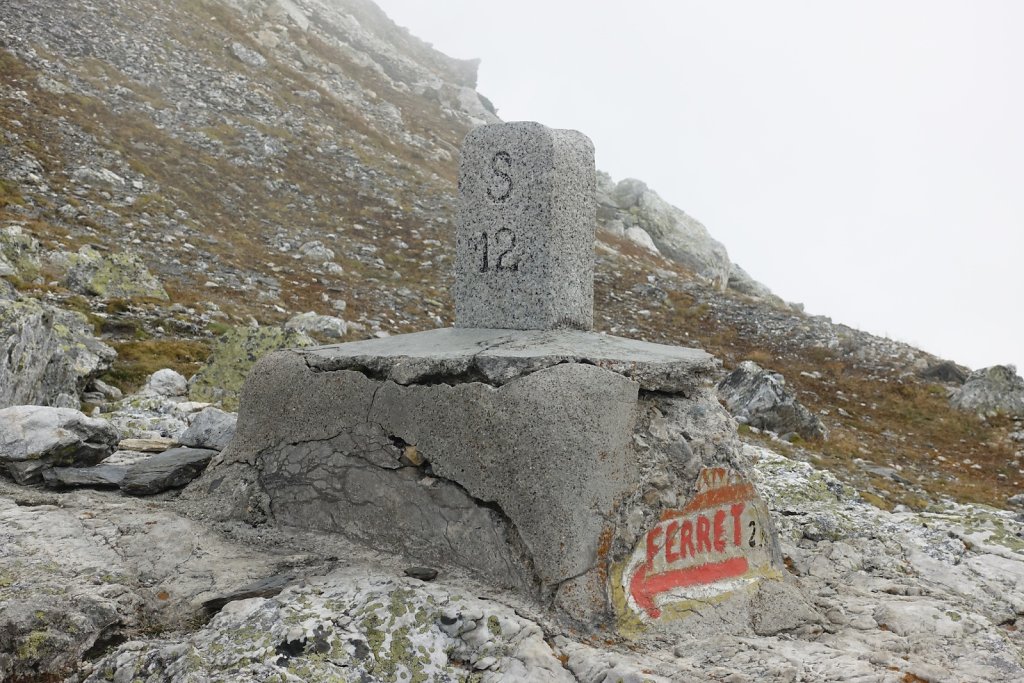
(478, 228), (518, 272)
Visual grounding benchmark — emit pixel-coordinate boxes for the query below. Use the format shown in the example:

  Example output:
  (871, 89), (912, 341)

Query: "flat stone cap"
(299, 328), (717, 394)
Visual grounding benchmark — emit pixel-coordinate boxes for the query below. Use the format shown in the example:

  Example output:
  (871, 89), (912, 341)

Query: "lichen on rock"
(187, 325), (313, 410)
(54, 245), (169, 301)
(0, 298), (116, 408)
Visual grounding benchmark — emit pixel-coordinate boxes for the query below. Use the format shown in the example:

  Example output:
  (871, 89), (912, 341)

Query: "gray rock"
(454, 122), (596, 331)
(121, 447), (218, 495)
(0, 224), (41, 282)
(920, 360), (969, 385)
(0, 298), (116, 409)
(103, 393), (194, 441)
(200, 573), (298, 613)
(89, 378), (123, 401)
(117, 437), (177, 452)
(55, 245), (168, 300)
(301, 327), (717, 394)
(718, 361), (827, 440)
(84, 575), (576, 683)
(0, 406), (119, 484)
(179, 407), (237, 451)
(727, 263), (785, 307)
(0, 481), (283, 682)
(749, 580), (821, 636)
(143, 368), (188, 397)
(284, 311), (348, 340)
(187, 325), (313, 411)
(951, 365), (1024, 417)
(624, 225), (659, 253)
(41, 463), (127, 488)
(600, 177), (731, 290)
(230, 41), (266, 68)
(296, 240), (334, 261)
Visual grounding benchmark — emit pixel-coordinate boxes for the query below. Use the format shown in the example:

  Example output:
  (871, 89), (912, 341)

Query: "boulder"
(0, 224), (41, 282)
(121, 447), (218, 495)
(951, 365), (1024, 417)
(230, 41), (266, 68)
(55, 245), (168, 300)
(624, 225), (659, 253)
(41, 463), (127, 489)
(0, 298), (116, 409)
(598, 178), (731, 289)
(284, 311), (348, 340)
(0, 485), (283, 682)
(143, 368), (188, 397)
(718, 361), (827, 440)
(0, 406), (119, 484)
(920, 360), (970, 385)
(89, 378), (123, 401)
(102, 389), (212, 441)
(188, 326), (312, 410)
(179, 407), (237, 451)
(727, 263), (786, 308)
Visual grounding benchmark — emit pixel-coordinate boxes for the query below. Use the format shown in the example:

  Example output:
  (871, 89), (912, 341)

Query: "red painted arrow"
(629, 556), (750, 619)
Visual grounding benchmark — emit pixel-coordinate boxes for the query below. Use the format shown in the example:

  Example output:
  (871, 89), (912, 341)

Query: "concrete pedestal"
(192, 329), (782, 630)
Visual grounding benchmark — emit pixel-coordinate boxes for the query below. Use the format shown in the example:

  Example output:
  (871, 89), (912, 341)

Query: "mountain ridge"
(3, 2), (1024, 681)
(0, 0), (1020, 508)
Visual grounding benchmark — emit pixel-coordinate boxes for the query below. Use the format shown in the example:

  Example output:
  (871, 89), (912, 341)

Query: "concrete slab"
(301, 327), (717, 394)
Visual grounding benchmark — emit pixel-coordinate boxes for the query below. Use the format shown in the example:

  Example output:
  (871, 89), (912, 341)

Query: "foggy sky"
(375, 0), (1024, 373)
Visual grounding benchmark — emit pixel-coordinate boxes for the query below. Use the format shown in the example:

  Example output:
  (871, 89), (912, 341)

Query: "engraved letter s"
(487, 151), (513, 202)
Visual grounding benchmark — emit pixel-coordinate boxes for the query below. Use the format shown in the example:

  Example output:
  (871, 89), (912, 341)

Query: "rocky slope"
(2, 0), (1024, 680)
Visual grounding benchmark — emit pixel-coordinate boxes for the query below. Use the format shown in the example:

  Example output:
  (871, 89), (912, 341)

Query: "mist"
(376, 0), (1024, 373)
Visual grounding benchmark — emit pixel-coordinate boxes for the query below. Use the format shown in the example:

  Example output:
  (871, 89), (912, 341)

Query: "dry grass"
(2, 3), (1016, 511)
(592, 236), (1020, 509)
(102, 339), (212, 393)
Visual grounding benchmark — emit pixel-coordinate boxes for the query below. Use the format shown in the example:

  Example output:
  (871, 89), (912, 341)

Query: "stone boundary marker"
(455, 122), (596, 331)
(192, 121), (784, 636)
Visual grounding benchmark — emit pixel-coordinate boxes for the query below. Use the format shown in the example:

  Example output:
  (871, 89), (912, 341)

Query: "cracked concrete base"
(186, 332), (782, 627)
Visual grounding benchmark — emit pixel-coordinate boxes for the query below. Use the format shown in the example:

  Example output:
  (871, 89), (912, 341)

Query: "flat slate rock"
(42, 464), (127, 489)
(300, 327), (716, 393)
(121, 447), (218, 496)
(118, 437), (177, 453)
(201, 573), (298, 614)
